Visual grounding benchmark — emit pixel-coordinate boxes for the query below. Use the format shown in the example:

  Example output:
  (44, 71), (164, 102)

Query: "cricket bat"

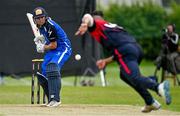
(26, 13), (40, 37)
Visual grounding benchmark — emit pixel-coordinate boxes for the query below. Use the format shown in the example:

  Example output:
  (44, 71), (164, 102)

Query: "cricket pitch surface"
(0, 104), (180, 116)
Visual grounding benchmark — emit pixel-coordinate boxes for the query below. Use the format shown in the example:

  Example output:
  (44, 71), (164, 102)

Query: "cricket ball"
(75, 54), (81, 61)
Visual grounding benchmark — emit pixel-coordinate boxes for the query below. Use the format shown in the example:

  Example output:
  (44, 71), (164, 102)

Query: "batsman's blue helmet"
(33, 7), (48, 19)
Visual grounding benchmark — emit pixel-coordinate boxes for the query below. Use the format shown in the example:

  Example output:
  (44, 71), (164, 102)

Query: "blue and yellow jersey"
(39, 18), (71, 52)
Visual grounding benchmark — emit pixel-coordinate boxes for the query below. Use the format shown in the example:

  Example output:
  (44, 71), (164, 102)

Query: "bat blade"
(26, 13), (40, 37)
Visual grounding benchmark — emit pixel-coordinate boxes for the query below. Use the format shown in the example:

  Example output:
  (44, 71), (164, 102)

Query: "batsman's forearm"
(44, 45), (56, 50)
(44, 42), (57, 50)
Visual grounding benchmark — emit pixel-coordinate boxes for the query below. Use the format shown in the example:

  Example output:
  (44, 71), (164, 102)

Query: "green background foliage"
(103, 1), (180, 60)
(168, 2), (180, 32)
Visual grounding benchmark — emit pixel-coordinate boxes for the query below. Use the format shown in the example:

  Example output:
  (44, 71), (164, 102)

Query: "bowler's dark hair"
(91, 10), (104, 17)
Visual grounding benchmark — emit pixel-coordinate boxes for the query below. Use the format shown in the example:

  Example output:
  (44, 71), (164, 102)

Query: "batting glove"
(34, 35), (45, 45)
(36, 43), (45, 53)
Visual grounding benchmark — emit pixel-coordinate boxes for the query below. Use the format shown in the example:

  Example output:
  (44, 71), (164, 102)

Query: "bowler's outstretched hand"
(96, 59), (106, 70)
(75, 23), (88, 36)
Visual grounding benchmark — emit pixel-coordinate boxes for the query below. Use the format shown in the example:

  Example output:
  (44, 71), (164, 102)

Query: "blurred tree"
(167, 2), (180, 33)
(104, 2), (167, 59)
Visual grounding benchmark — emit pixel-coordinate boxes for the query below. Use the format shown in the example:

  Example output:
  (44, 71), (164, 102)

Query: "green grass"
(0, 60), (180, 112)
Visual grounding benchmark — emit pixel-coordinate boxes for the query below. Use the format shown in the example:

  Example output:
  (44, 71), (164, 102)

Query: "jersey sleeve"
(48, 25), (57, 42)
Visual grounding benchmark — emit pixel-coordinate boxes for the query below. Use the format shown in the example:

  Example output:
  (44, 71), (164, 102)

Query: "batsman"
(32, 7), (72, 107)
